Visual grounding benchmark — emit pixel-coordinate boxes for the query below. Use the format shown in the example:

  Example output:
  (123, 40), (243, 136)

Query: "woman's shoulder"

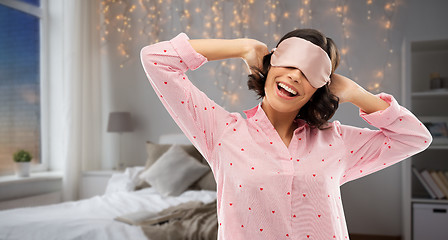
(310, 120), (343, 136)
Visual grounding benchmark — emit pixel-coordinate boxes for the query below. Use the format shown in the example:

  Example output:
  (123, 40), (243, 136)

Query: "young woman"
(140, 29), (432, 240)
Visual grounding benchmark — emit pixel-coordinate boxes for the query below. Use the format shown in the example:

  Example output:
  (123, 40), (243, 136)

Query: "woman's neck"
(261, 100), (299, 139)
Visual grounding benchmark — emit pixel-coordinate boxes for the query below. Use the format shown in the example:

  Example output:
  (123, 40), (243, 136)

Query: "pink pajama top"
(140, 33), (432, 240)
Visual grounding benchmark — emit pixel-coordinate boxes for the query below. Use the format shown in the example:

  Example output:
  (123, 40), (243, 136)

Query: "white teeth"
(277, 82), (298, 96)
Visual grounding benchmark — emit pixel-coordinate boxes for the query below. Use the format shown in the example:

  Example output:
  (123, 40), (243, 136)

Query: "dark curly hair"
(247, 28), (340, 130)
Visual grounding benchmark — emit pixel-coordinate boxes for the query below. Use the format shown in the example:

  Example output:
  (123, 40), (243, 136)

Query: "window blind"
(0, 2), (41, 176)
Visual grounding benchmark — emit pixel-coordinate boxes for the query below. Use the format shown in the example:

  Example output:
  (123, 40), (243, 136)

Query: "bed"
(0, 134), (218, 240)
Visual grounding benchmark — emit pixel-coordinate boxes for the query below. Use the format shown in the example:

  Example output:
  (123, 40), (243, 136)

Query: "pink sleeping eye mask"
(270, 37), (332, 88)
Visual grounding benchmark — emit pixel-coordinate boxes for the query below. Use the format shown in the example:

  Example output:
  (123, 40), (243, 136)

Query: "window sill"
(0, 171), (63, 201)
(0, 171), (63, 185)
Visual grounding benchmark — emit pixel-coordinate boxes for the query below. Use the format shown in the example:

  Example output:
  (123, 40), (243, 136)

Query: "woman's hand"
(240, 39), (269, 74)
(328, 73), (363, 103)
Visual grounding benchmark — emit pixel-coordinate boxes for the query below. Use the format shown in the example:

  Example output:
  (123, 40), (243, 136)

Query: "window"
(0, 0), (45, 176)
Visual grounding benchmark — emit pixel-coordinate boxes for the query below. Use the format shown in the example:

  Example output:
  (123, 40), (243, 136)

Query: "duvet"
(0, 187), (217, 240)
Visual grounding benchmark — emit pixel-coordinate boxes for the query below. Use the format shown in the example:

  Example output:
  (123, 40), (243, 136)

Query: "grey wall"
(338, 0), (448, 236)
(100, 0), (448, 236)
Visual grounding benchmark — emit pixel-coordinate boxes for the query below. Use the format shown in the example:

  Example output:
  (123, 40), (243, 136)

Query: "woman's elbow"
(140, 45), (153, 62)
(423, 131), (433, 149)
(414, 127), (433, 152)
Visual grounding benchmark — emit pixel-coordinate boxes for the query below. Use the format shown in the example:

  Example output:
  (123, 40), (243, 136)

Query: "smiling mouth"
(277, 82), (299, 97)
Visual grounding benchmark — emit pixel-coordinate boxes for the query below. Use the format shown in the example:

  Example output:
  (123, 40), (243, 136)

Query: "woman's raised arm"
(141, 33), (245, 168)
(188, 38), (269, 71)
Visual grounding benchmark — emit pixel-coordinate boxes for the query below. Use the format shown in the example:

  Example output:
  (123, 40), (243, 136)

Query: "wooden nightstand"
(79, 170), (122, 200)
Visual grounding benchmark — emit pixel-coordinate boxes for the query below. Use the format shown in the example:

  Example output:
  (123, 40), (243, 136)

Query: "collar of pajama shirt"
(242, 102), (308, 155)
(215, 100), (349, 240)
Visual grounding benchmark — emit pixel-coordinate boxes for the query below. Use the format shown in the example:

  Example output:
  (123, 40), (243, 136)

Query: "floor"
(350, 234), (401, 240)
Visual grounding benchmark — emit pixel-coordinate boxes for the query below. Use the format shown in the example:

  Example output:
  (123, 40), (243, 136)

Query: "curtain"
(58, 0), (102, 201)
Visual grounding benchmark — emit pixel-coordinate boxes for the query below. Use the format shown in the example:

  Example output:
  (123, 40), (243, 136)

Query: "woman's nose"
(288, 68), (302, 83)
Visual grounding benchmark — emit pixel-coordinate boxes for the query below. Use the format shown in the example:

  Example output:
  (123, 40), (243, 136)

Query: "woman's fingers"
(255, 42), (269, 69)
(241, 39), (268, 73)
(329, 74), (361, 103)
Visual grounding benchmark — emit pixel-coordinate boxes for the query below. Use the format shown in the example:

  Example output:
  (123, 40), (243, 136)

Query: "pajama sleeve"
(140, 32), (235, 169)
(337, 92), (433, 186)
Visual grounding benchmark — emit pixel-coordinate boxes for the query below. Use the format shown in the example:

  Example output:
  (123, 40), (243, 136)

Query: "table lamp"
(107, 112), (133, 170)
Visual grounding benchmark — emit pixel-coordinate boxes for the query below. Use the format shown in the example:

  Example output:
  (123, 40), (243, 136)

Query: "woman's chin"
(264, 92), (305, 113)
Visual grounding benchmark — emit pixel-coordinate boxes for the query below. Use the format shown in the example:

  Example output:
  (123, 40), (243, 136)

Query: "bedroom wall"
(339, 0), (448, 236)
(99, 0), (448, 236)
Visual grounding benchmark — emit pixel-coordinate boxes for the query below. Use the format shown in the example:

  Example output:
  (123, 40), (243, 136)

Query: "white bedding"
(0, 187), (217, 240)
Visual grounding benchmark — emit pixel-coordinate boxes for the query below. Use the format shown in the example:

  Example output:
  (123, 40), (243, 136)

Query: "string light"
(298, 0), (312, 26)
(100, 0), (400, 103)
(333, 0), (399, 93)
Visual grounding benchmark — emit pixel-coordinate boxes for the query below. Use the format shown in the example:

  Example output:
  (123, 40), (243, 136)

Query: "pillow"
(104, 166), (145, 194)
(105, 173), (135, 195)
(135, 142), (205, 190)
(139, 144), (210, 197)
(192, 171), (216, 191)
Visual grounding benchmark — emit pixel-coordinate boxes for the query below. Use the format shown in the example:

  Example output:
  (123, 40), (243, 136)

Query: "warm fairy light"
(184, 9), (190, 18)
(367, 82), (380, 91)
(273, 34), (280, 41)
(335, 6), (343, 13)
(376, 71), (384, 78)
(230, 93), (239, 104)
(384, 3), (393, 11)
(270, 13), (276, 22)
(101, 0), (399, 99)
